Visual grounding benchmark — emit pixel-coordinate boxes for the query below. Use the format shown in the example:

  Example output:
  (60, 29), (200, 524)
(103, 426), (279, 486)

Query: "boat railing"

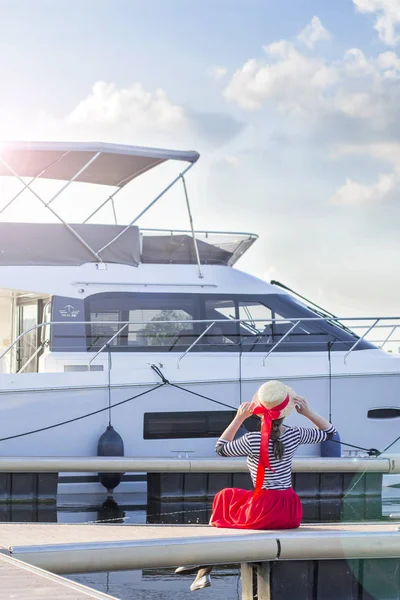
(2, 315), (400, 374)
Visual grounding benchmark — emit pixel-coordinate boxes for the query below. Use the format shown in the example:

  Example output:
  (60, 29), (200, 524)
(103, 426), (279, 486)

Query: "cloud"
(207, 66), (228, 81)
(67, 81), (188, 132)
(28, 81), (244, 149)
(222, 20), (400, 214)
(330, 172), (396, 205)
(224, 39), (400, 142)
(223, 40), (338, 112)
(353, 0), (400, 46)
(298, 16), (331, 49)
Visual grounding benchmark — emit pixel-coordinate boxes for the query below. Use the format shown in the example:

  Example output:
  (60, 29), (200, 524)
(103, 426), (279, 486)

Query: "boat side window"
(238, 297), (337, 352)
(89, 311), (121, 349)
(238, 301), (274, 344)
(82, 292), (374, 353)
(201, 298), (239, 348)
(127, 301), (195, 348)
(86, 293), (199, 351)
(237, 295), (374, 352)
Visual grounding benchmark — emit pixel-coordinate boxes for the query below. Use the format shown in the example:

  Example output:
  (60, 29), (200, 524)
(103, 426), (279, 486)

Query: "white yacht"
(0, 141), (398, 496)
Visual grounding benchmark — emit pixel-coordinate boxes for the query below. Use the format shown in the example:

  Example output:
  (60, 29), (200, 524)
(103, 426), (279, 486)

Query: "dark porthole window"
(367, 408), (400, 419)
(143, 411), (237, 439)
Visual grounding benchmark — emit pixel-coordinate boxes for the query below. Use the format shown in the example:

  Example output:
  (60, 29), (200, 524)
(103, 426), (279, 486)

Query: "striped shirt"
(215, 425), (336, 490)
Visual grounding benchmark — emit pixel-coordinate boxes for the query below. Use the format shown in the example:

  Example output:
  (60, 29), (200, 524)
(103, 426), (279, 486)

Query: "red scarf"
(250, 395), (290, 497)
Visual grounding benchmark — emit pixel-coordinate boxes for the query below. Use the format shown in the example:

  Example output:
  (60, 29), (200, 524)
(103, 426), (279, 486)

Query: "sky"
(1, 0), (400, 319)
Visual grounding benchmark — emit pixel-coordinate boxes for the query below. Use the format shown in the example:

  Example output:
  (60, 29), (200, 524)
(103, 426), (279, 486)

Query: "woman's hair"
(271, 418), (285, 460)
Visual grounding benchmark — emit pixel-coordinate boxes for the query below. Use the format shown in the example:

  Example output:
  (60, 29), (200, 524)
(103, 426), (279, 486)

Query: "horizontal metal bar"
(7, 525), (400, 574)
(140, 228), (258, 237)
(3, 312), (400, 365)
(277, 531), (400, 561)
(0, 456), (395, 473)
(10, 535), (278, 574)
(72, 282), (218, 288)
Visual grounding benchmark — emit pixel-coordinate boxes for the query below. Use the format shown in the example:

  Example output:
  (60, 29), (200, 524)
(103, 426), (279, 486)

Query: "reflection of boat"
(0, 141), (399, 498)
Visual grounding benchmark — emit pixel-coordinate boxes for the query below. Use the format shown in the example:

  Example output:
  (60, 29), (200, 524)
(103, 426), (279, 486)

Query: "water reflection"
(97, 496), (126, 524)
(0, 503), (57, 523)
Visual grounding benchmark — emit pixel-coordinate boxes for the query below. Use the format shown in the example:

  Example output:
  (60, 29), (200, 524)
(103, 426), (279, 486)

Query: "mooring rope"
(150, 365), (383, 457)
(0, 383), (165, 442)
(0, 363), (393, 457)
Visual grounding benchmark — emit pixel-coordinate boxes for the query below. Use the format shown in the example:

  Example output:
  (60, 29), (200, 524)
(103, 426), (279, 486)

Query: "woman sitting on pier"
(177, 380), (336, 591)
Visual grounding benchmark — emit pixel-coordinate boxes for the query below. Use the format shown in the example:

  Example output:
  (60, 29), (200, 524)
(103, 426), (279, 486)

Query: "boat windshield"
(50, 292), (376, 353)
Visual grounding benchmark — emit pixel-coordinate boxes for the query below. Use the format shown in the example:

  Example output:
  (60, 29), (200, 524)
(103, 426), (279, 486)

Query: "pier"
(0, 522), (398, 572)
(0, 522), (399, 599)
(0, 456), (399, 598)
(0, 553), (117, 599)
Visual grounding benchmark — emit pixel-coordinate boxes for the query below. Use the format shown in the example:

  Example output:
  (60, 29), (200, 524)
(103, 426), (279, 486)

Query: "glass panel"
(128, 306), (194, 347)
(17, 304), (38, 372)
(84, 292), (371, 354)
(238, 296), (361, 352)
(89, 311), (120, 348)
(239, 301), (273, 334)
(202, 298), (239, 347)
(87, 293), (198, 350)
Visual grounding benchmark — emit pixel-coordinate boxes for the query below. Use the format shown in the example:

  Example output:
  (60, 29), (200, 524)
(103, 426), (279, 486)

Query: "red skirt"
(210, 487), (303, 530)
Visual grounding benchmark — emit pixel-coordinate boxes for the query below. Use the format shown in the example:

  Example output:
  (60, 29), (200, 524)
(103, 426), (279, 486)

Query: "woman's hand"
(236, 402), (253, 422)
(294, 396), (311, 416)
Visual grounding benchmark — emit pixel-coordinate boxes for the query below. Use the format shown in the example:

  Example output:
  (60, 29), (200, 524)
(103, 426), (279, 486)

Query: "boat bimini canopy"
(0, 141), (206, 272)
(0, 141), (199, 187)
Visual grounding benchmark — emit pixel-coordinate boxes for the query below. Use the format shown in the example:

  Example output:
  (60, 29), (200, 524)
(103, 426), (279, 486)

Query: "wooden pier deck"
(0, 553), (118, 599)
(0, 522), (398, 574)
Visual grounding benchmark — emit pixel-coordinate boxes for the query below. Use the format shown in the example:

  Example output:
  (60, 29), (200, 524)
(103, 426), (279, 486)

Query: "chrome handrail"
(344, 319), (379, 364)
(263, 321), (300, 365)
(177, 322), (215, 368)
(2, 315), (400, 373)
(379, 325), (398, 349)
(88, 324), (128, 365)
(18, 339), (48, 373)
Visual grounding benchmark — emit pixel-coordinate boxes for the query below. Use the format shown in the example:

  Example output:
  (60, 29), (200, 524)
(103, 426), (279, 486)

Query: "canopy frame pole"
(0, 156), (104, 262)
(97, 162), (195, 255)
(83, 187), (123, 224)
(111, 198), (118, 225)
(0, 151), (71, 217)
(82, 160), (164, 225)
(43, 152), (102, 208)
(180, 174), (203, 279)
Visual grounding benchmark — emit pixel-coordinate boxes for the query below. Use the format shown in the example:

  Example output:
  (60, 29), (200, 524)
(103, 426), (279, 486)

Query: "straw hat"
(256, 380), (297, 419)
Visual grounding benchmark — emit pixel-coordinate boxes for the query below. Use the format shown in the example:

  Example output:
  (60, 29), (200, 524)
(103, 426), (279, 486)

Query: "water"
(67, 485), (399, 599)
(2, 484), (399, 599)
